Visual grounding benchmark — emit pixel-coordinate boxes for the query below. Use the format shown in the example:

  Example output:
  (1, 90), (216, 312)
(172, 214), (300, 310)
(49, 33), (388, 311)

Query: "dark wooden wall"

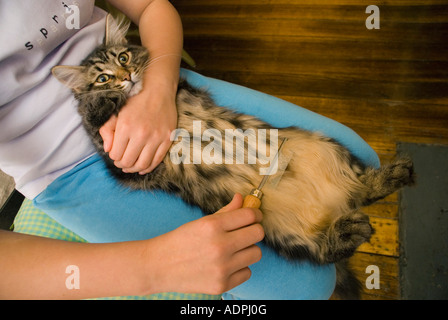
(172, 0), (448, 299)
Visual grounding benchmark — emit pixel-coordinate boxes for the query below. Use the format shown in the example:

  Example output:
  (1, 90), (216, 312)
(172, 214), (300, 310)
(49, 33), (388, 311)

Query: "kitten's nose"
(117, 69), (131, 81)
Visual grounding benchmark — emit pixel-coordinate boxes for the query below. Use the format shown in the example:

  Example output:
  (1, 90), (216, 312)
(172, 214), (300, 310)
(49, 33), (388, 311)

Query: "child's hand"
(142, 193), (265, 295)
(98, 0), (182, 175)
(99, 85), (177, 175)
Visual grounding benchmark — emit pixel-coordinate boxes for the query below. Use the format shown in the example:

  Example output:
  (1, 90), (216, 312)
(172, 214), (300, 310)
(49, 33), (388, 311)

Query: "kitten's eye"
(118, 53), (129, 65)
(96, 74), (110, 83)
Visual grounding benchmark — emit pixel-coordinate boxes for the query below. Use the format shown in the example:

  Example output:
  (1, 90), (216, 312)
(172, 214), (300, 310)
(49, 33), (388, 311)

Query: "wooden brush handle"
(243, 194), (261, 209)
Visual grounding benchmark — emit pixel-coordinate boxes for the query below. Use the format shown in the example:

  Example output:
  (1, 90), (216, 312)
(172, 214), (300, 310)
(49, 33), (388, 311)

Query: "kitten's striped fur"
(52, 15), (415, 299)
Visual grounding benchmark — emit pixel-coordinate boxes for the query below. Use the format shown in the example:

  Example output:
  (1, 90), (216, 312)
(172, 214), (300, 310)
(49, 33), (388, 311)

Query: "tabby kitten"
(52, 15), (414, 299)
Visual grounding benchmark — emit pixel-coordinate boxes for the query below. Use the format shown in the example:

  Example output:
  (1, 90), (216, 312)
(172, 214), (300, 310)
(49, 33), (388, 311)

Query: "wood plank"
(363, 202), (398, 219)
(175, 0), (448, 6)
(176, 3), (448, 23)
(185, 69), (448, 105)
(274, 96), (448, 137)
(358, 216), (399, 256)
(184, 40), (448, 83)
(183, 33), (448, 63)
(181, 22), (448, 53)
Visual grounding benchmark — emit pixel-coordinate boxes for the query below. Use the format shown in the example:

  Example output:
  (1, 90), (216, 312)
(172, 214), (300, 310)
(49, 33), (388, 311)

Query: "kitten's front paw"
(326, 212), (373, 262)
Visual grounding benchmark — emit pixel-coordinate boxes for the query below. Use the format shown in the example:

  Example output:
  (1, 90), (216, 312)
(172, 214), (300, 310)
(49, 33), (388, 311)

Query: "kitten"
(52, 15), (415, 299)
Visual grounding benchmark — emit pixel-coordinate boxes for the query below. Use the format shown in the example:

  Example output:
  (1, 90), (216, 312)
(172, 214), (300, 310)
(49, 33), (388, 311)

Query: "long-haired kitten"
(52, 15), (415, 299)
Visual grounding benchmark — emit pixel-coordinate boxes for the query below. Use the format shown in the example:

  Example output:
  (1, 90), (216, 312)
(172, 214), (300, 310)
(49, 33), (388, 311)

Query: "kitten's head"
(52, 14), (149, 98)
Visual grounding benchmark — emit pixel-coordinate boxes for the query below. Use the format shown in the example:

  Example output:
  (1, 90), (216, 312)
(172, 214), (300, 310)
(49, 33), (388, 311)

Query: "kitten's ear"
(105, 14), (130, 46)
(51, 66), (86, 92)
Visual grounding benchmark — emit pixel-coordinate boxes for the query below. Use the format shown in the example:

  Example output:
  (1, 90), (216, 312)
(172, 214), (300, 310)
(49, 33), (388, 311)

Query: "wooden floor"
(172, 0), (448, 299)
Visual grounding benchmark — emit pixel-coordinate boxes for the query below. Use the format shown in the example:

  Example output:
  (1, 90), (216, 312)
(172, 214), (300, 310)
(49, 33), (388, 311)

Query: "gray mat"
(398, 142), (448, 299)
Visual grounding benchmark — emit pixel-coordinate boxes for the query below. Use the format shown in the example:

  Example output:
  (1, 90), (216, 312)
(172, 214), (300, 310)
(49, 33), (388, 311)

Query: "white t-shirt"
(0, 0), (107, 199)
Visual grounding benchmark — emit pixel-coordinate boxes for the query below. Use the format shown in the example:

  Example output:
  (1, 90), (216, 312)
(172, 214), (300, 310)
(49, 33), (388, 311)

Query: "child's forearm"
(111, 0), (183, 94)
(0, 194), (264, 299)
(0, 230), (150, 299)
(138, 0), (183, 94)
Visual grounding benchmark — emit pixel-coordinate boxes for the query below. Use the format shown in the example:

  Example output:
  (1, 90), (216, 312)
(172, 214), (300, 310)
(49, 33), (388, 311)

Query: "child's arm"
(100, 0), (183, 174)
(0, 195), (264, 299)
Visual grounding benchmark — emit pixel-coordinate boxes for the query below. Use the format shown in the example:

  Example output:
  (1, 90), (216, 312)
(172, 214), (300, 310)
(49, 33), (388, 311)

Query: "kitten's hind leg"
(323, 211), (373, 264)
(358, 157), (415, 206)
(332, 259), (363, 300)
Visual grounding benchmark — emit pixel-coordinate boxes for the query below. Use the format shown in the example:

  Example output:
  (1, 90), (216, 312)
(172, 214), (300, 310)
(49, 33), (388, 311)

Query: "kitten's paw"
(386, 157), (416, 188)
(327, 212), (373, 262)
(359, 157), (416, 206)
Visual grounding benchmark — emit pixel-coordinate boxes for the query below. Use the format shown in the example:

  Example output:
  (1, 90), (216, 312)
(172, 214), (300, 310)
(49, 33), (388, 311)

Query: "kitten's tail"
(331, 260), (362, 300)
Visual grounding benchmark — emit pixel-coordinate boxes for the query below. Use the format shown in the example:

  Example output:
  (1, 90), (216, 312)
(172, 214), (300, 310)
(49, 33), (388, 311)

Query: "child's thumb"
(215, 193), (243, 214)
